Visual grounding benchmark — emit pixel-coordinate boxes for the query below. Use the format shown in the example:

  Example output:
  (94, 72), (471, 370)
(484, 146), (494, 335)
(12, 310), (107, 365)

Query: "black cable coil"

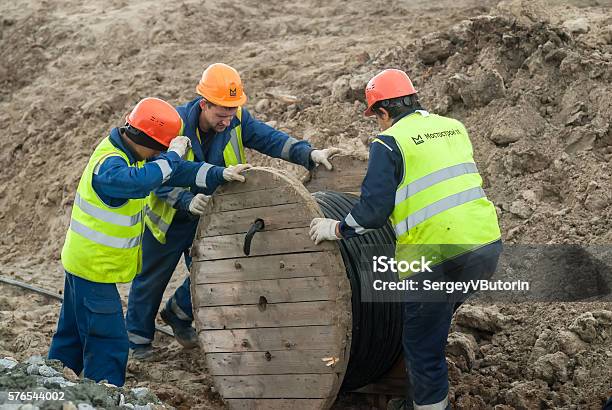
(313, 191), (403, 390)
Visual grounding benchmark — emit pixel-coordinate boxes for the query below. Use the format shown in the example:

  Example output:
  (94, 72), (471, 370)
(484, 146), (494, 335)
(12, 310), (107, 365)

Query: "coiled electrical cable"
(313, 191), (403, 390)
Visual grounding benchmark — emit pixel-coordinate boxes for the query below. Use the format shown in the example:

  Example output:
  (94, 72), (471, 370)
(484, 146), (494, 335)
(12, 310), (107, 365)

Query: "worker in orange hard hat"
(309, 69), (502, 409)
(126, 63), (342, 358)
(48, 97), (223, 386)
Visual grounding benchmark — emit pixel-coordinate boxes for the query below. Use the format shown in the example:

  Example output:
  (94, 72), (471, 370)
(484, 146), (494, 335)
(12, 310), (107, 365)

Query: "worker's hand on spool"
(168, 136), (191, 158)
(223, 164), (252, 182)
(310, 147), (342, 170)
(309, 218), (341, 244)
(188, 194), (211, 215)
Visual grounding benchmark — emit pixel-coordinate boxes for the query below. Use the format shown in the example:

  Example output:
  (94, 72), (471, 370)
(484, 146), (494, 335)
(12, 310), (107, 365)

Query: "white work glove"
(223, 164), (252, 182)
(309, 218), (341, 245)
(188, 194), (211, 216)
(168, 136), (191, 158)
(310, 147), (342, 170)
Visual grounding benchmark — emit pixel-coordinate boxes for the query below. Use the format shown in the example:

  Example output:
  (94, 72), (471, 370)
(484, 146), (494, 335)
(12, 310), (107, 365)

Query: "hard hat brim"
(210, 94), (247, 107)
(196, 86), (247, 107)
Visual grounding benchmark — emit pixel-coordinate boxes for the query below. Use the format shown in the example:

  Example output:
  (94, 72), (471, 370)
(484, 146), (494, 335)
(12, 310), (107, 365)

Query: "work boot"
(129, 344), (154, 361)
(387, 398), (414, 410)
(160, 308), (199, 349)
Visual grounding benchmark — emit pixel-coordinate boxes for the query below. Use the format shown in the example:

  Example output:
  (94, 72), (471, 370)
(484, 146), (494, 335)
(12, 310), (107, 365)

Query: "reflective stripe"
(165, 187), (184, 207)
(152, 159), (172, 182)
(415, 109), (430, 117)
(395, 163), (479, 205)
(128, 332), (152, 345)
(74, 193), (141, 227)
(70, 219), (141, 249)
(144, 205), (170, 235)
(280, 137), (299, 160)
(171, 296), (192, 321)
(93, 153), (123, 175)
(414, 397), (448, 410)
(229, 129), (242, 163)
(195, 163), (214, 188)
(345, 212), (373, 235)
(396, 219), (409, 238)
(395, 187), (486, 236)
(373, 138), (393, 151)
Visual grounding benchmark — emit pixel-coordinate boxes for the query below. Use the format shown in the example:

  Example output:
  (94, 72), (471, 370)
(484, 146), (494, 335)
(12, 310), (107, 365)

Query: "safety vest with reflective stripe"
(144, 108), (245, 244)
(61, 137), (145, 283)
(384, 111), (501, 277)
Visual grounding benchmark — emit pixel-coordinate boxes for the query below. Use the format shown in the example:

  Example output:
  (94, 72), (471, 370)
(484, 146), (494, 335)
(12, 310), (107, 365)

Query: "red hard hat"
(364, 69), (417, 117)
(126, 97), (183, 147)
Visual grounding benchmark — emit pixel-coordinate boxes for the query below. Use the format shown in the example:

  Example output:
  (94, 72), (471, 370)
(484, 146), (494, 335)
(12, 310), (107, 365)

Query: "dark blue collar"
(185, 98), (205, 161)
(392, 108), (427, 125)
(183, 97), (243, 161)
(109, 128), (137, 165)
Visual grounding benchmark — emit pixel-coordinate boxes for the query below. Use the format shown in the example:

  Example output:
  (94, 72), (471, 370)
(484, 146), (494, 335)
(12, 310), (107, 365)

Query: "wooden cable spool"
(191, 166), (352, 410)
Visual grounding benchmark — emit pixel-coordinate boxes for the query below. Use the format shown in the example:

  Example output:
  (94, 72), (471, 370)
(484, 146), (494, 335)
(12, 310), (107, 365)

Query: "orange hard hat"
(196, 63), (247, 107)
(126, 97), (182, 147)
(364, 69), (417, 117)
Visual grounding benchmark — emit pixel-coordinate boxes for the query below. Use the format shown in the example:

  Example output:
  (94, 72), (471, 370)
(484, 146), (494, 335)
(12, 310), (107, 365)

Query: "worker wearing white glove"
(223, 164), (252, 182)
(310, 147), (342, 170)
(188, 194), (211, 216)
(309, 218), (341, 245)
(168, 136), (191, 158)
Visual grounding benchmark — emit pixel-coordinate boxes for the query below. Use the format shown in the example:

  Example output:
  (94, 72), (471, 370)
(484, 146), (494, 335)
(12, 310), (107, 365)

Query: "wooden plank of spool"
(301, 154), (367, 194)
(198, 301), (338, 329)
(207, 349), (338, 375)
(191, 252), (340, 284)
(203, 202), (313, 236)
(206, 185), (303, 213)
(191, 167), (352, 410)
(192, 227), (336, 260)
(195, 276), (341, 306)
(199, 326), (338, 353)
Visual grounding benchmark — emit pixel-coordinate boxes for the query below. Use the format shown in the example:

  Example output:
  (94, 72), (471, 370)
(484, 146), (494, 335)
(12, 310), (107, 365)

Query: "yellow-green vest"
(382, 111), (501, 278)
(144, 108), (245, 244)
(61, 137), (145, 283)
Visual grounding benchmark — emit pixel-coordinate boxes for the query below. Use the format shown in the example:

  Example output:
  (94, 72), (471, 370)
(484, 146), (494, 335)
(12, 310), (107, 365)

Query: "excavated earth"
(1, 0), (611, 408)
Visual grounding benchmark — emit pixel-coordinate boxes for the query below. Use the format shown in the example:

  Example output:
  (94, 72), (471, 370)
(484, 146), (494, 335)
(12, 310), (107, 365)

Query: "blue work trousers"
(125, 216), (197, 347)
(48, 271), (129, 387)
(403, 240), (502, 408)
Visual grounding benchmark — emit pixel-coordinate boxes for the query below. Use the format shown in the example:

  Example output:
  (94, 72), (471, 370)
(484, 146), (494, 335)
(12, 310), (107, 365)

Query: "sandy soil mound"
(294, 0), (612, 247)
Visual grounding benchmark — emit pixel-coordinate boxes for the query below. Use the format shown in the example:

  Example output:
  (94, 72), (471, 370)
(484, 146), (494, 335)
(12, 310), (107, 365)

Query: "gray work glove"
(168, 136), (191, 158)
(188, 194), (211, 215)
(223, 164), (252, 182)
(309, 217), (341, 245)
(310, 147), (342, 170)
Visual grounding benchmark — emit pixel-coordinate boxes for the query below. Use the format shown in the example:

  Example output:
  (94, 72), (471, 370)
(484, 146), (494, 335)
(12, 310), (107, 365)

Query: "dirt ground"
(1, 0), (611, 408)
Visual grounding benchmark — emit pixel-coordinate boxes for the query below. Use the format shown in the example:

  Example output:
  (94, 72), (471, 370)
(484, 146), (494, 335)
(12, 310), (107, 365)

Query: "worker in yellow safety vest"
(309, 69), (502, 410)
(126, 63), (341, 358)
(48, 97), (211, 386)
